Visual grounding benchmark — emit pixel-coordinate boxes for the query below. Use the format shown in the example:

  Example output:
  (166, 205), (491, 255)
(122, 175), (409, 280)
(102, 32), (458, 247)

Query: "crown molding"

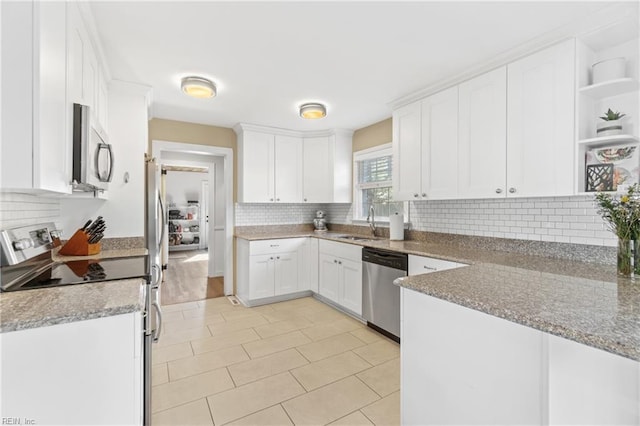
(233, 123), (354, 138)
(389, 3), (639, 110)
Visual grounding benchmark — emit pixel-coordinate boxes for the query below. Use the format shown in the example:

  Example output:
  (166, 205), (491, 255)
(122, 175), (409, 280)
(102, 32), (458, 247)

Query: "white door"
(422, 86), (459, 200)
(458, 67), (507, 198)
(274, 135), (303, 203)
(507, 39), (575, 197)
(249, 254), (275, 300)
(241, 131), (275, 202)
(318, 253), (340, 304)
(274, 251), (299, 296)
(339, 258), (363, 315)
(303, 136), (333, 203)
(392, 101), (423, 201)
(200, 180), (209, 250)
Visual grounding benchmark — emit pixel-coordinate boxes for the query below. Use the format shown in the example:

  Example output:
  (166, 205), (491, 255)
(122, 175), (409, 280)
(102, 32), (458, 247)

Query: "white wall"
(165, 171), (207, 206)
(59, 82), (149, 238)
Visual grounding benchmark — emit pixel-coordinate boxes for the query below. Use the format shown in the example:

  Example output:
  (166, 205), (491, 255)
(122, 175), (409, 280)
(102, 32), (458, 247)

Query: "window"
(353, 144), (402, 221)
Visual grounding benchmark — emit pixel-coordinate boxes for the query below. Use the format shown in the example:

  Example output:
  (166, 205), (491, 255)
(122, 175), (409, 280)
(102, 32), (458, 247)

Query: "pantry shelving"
(168, 204), (202, 251)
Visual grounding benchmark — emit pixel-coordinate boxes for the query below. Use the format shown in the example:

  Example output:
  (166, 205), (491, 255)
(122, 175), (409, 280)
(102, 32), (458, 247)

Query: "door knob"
(276, 198), (280, 201)
(509, 187), (516, 194)
(413, 193), (419, 198)
(495, 188), (503, 194)
(421, 193), (426, 197)
(269, 198), (274, 202)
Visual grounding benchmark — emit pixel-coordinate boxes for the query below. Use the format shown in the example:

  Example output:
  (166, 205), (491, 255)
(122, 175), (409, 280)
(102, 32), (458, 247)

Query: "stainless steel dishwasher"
(362, 247), (407, 343)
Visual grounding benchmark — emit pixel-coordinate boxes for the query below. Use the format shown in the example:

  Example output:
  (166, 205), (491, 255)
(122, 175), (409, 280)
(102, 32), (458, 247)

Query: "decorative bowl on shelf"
(592, 57), (626, 84)
(181, 234), (194, 244)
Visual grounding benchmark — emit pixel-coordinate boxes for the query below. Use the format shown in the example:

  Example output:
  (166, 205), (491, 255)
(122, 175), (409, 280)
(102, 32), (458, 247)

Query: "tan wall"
(148, 118), (238, 202)
(352, 117), (392, 153)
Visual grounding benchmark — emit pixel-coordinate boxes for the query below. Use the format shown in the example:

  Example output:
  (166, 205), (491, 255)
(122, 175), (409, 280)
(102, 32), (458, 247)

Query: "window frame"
(352, 143), (394, 222)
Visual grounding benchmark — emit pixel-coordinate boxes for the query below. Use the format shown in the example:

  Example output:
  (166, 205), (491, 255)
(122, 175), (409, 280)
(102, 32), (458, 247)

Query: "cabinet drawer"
(250, 238), (306, 255)
(319, 239), (362, 262)
(408, 254), (466, 276)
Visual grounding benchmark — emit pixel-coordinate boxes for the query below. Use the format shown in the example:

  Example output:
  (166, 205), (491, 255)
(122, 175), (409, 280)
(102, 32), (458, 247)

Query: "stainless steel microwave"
(72, 103), (113, 192)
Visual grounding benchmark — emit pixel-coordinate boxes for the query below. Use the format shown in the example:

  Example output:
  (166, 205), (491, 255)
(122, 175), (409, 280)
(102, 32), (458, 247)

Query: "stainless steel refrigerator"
(144, 154), (166, 424)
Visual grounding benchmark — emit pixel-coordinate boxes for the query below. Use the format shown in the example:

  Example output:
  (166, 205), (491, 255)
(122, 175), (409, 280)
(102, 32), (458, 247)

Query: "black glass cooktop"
(1, 255), (149, 292)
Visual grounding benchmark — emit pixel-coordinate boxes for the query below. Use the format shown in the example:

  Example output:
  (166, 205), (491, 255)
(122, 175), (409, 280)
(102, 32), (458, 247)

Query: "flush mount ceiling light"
(299, 103), (327, 119)
(181, 76), (216, 99)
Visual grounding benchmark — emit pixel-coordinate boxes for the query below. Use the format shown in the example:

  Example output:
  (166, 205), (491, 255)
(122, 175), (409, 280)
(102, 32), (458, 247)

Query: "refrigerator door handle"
(158, 193), (166, 250)
(152, 301), (163, 343)
(151, 263), (162, 288)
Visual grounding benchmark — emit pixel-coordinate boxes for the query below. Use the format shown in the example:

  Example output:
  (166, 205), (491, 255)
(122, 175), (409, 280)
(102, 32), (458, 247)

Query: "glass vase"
(617, 238), (633, 277)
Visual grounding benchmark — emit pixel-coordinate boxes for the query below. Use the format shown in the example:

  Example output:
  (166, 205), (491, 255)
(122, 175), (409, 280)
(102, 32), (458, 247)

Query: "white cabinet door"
(339, 258), (363, 315)
(402, 288), (544, 425)
(240, 131), (275, 202)
(392, 101), (423, 201)
(507, 39), (575, 197)
(97, 71), (109, 131)
(319, 253), (340, 304)
(408, 254), (466, 276)
(421, 86), (459, 200)
(458, 67), (507, 198)
(303, 136), (333, 203)
(304, 238), (319, 293)
(249, 254), (275, 300)
(274, 135), (303, 203)
(274, 251), (299, 296)
(548, 334), (640, 425)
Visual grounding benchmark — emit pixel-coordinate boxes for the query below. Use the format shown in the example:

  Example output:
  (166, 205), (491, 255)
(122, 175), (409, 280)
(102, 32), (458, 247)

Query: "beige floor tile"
(221, 309), (266, 322)
(291, 351), (372, 391)
(152, 342), (193, 365)
(163, 313), (226, 334)
(227, 404), (293, 426)
(198, 296), (238, 310)
(282, 376), (380, 425)
(253, 318), (314, 339)
(248, 304), (277, 314)
(168, 345), (249, 381)
(300, 317), (364, 341)
(207, 314), (269, 336)
(356, 357), (400, 397)
(228, 348), (308, 386)
(242, 330), (312, 359)
(263, 310), (311, 324)
(296, 332), (366, 362)
(269, 297), (321, 311)
(160, 300), (200, 313)
(157, 326), (211, 347)
(361, 391), (400, 426)
(183, 303), (237, 319)
(152, 363), (169, 386)
(162, 310), (186, 322)
(207, 372), (305, 425)
(301, 307), (349, 324)
(151, 398), (213, 426)
(152, 368), (234, 413)
(191, 328), (261, 355)
(330, 411), (374, 425)
(350, 328), (386, 344)
(353, 340), (400, 366)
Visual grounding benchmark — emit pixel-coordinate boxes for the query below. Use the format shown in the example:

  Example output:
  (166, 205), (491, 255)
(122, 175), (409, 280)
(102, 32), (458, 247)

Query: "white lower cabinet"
(401, 287), (640, 425)
(318, 240), (363, 316)
(236, 237), (310, 305)
(408, 254), (466, 275)
(0, 312), (143, 425)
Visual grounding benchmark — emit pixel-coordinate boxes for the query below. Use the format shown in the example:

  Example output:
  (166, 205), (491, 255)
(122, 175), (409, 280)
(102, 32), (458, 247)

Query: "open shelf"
(577, 134), (639, 148)
(579, 78), (639, 99)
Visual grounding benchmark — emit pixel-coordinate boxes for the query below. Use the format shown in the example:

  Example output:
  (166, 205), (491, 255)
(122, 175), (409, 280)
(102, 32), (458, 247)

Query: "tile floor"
(153, 296), (400, 425)
(163, 251), (225, 305)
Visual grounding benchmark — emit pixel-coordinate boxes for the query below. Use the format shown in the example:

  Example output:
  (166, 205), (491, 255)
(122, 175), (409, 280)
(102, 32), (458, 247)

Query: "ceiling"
(90, 1), (621, 132)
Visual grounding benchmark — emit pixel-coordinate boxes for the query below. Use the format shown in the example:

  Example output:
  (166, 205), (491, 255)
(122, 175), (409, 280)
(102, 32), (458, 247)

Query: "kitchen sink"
(334, 235), (376, 242)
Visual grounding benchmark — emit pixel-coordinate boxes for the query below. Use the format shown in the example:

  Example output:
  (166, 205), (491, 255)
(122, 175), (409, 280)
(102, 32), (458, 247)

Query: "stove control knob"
(13, 238), (34, 251)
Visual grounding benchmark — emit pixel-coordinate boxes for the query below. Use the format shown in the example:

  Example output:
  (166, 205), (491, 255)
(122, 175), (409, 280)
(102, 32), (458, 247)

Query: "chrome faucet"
(366, 205), (376, 236)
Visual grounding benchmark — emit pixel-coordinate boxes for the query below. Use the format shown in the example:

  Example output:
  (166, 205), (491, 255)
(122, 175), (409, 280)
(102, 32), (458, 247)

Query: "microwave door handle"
(105, 144), (114, 182)
(95, 143), (114, 182)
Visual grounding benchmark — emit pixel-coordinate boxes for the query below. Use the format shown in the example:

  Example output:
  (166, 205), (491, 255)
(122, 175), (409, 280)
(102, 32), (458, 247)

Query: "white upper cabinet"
(422, 86), (459, 199)
(392, 102), (423, 200)
(238, 130), (275, 202)
(274, 135), (303, 203)
(1, 1), (70, 194)
(458, 67), (507, 198)
(236, 125), (352, 203)
(506, 39), (575, 197)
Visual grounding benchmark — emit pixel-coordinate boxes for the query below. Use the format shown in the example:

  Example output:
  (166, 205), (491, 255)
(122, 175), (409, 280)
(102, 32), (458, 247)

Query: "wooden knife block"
(58, 229), (101, 256)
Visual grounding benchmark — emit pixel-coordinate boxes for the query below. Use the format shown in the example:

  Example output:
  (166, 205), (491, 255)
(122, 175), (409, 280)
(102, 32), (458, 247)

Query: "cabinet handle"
(413, 193), (419, 198)
(423, 265), (437, 271)
(270, 257), (274, 260)
(270, 198), (274, 202)
(421, 193), (426, 197)
(276, 256), (280, 259)
(509, 187), (516, 194)
(495, 188), (503, 194)
(338, 261), (342, 265)
(270, 244), (279, 248)
(304, 198), (307, 202)
(276, 198), (280, 201)
(334, 259), (338, 263)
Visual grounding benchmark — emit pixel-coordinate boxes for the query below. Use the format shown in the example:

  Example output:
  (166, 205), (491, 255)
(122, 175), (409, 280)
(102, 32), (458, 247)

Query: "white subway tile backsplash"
(0, 193), (61, 231)
(234, 203), (324, 226)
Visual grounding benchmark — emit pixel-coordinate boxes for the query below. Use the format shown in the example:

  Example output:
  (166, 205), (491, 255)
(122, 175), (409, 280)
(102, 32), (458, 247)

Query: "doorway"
(152, 140), (234, 302)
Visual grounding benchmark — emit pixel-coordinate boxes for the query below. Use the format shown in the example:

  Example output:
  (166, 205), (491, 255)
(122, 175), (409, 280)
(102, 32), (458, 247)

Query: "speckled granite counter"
(0, 278), (146, 333)
(235, 228), (640, 361)
(52, 247), (148, 262)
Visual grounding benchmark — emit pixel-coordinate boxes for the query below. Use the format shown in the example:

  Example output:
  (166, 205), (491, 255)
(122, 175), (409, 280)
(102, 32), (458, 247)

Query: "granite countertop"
(0, 278), (146, 333)
(52, 247), (148, 262)
(235, 229), (640, 361)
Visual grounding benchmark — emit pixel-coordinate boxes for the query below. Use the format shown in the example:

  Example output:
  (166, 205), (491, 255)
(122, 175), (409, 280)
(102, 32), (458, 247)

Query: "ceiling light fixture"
(181, 76), (216, 99)
(299, 103), (327, 119)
